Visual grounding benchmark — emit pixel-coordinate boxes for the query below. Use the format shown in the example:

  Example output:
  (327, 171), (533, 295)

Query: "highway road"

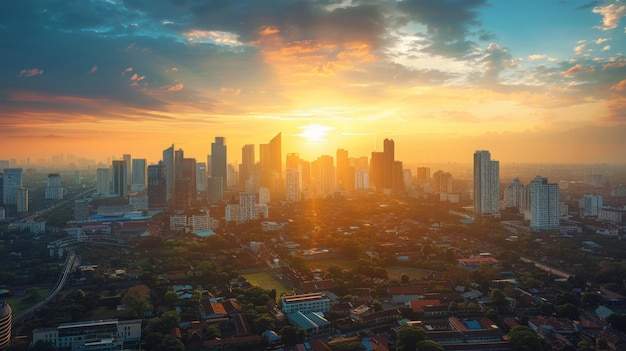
(13, 250), (80, 326)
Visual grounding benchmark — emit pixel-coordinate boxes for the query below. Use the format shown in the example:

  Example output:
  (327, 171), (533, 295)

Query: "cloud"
(574, 44), (586, 53)
(18, 68), (44, 77)
(89, 65), (98, 74)
(166, 67), (178, 73)
(529, 54), (547, 60)
(220, 87), (241, 96)
(121, 67), (133, 75)
(611, 79), (626, 91)
(594, 37), (610, 44)
(165, 83), (184, 91)
(562, 64), (595, 76)
(602, 45), (611, 51)
(481, 43), (517, 83)
(592, 4), (626, 30)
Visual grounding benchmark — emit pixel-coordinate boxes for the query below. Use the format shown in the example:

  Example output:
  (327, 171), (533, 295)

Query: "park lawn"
(3, 287), (51, 316)
(242, 271), (292, 297)
(83, 306), (121, 321)
(385, 266), (434, 282)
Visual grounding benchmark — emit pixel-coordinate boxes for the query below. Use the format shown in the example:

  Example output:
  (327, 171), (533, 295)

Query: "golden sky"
(1, 0), (626, 165)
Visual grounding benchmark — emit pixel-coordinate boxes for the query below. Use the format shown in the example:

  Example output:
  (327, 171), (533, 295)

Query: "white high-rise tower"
(473, 150), (500, 216)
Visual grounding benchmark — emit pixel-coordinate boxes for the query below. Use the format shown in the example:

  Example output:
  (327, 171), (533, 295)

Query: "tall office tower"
(352, 156), (369, 171)
(403, 169), (412, 191)
(123, 154), (132, 191)
(239, 144), (255, 188)
(585, 174), (603, 188)
(2, 168), (22, 205)
(524, 176), (559, 231)
(196, 162), (207, 193)
(131, 159), (147, 191)
(112, 160), (127, 197)
(286, 169), (301, 203)
(147, 162), (167, 210)
(504, 178), (525, 211)
(580, 194), (603, 217)
(16, 188), (28, 213)
(74, 170), (81, 185)
(0, 160), (9, 172)
(473, 150), (500, 216)
(211, 136), (227, 184)
(184, 158), (197, 202)
(163, 144), (175, 200)
(174, 177), (191, 211)
(260, 133), (282, 194)
(207, 177), (223, 205)
(0, 302), (11, 349)
(45, 173), (64, 200)
(96, 167), (111, 195)
(383, 138), (394, 190)
(392, 160), (404, 193)
(369, 152), (384, 191)
(336, 149), (349, 190)
(416, 167), (431, 186)
(174, 149), (185, 180)
(432, 170), (453, 193)
(315, 155), (334, 197)
(227, 164), (238, 189)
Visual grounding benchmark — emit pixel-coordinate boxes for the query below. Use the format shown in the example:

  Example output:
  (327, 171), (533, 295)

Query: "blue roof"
(464, 320), (482, 330)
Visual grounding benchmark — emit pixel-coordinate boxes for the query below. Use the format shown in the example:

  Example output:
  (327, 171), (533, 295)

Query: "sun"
(297, 124), (334, 142)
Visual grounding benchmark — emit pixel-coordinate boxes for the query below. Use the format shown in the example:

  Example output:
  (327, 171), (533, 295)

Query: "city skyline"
(2, 1), (626, 164)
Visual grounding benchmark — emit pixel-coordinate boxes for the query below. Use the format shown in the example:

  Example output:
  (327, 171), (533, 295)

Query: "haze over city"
(1, 0), (626, 164)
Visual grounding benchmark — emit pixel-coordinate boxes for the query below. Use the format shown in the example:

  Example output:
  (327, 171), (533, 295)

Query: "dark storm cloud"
(396, 0), (488, 56)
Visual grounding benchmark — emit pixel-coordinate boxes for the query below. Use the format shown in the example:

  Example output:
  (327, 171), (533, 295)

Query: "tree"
(396, 324), (427, 351)
(556, 303), (580, 320)
(490, 288), (507, 306)
(508, 326), (550, 351)
(203, 325), (221, 340)
(416, 340), (445, 351)
(154, 335), (185, 351)
(164, 290), (179, 307)
(279, 325), (306, 345)
(401, 273), (410, 284)
(582, 292), (604, 307)
(577, 340), (595, 351)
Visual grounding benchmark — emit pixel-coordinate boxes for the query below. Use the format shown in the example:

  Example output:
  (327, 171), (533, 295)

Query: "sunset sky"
(1, 0), (626, 165)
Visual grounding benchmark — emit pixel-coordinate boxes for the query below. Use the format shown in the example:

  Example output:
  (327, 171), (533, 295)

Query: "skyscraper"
(96, 167), (110, 195)
(240, 144), (255, 188)
(162, 144), (175, 201)
(336, 149), (349, 190)
(473, 150), (500, 216)
(525, 176), (559, 231)
(0, 302), (11, 349)
(383, 138), (394, 190)
(2, 168), (22, 205)
(196, 162), (207, 194)
(504, 178), (524, 211)
(123, 154), (132, 191)
(45, 173), (63, 200)
(211, 137), (227, 182)
(260, 133), (282, 195)
(147, 162), (167, 210)
(131, 159), (147, 192)
(112, 160), (127, 197)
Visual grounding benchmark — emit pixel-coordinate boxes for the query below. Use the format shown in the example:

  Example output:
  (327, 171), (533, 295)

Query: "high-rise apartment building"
(432, 170), (453, 193)
(369, 152), (384, 191)
(112, 160), (127, 197)
(314, 155), (334, 197)
(0, 160), (9, 172)
(0, 302), (11, 348)
(2, 168), (22, 205)
(504, 178), (524, 211)
(96, 167), (110, 195)
(525, 176), (559, 231)
(473, 150), (500, 216)
(580, 194), (603, 217)
(131, 159), (146, 191)
(45, 173), (63, 200)
(286, 169), (301, 203)
(196, 162), (207, 194)
(147, 162), (167, 210)
(383, 138), (394, 190)
(336, 149), (349, 190)
(16, 188), (28, 213)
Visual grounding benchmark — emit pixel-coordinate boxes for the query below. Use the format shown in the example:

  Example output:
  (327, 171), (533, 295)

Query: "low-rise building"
(32, 319), (141, 351)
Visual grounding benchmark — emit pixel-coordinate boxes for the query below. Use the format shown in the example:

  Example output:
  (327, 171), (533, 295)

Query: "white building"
(285, 169), (301, 203)
(473, 151), (500, 216)
(281, 293), (331, 314)
(131, 158), (146, 192)
(258, 187), (270, 205)
(96, 167), (111, 195)
(355, 170), (369, 190)
(504, 177), (524, 211)
(524, 176), (559, 231)
(580, 194), (603, 217)
(33, 319), (141, 351)
(45, 173), (64, 200)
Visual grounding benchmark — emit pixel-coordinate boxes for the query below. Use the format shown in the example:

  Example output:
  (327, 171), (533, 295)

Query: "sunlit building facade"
(473, 150), (500, 216)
